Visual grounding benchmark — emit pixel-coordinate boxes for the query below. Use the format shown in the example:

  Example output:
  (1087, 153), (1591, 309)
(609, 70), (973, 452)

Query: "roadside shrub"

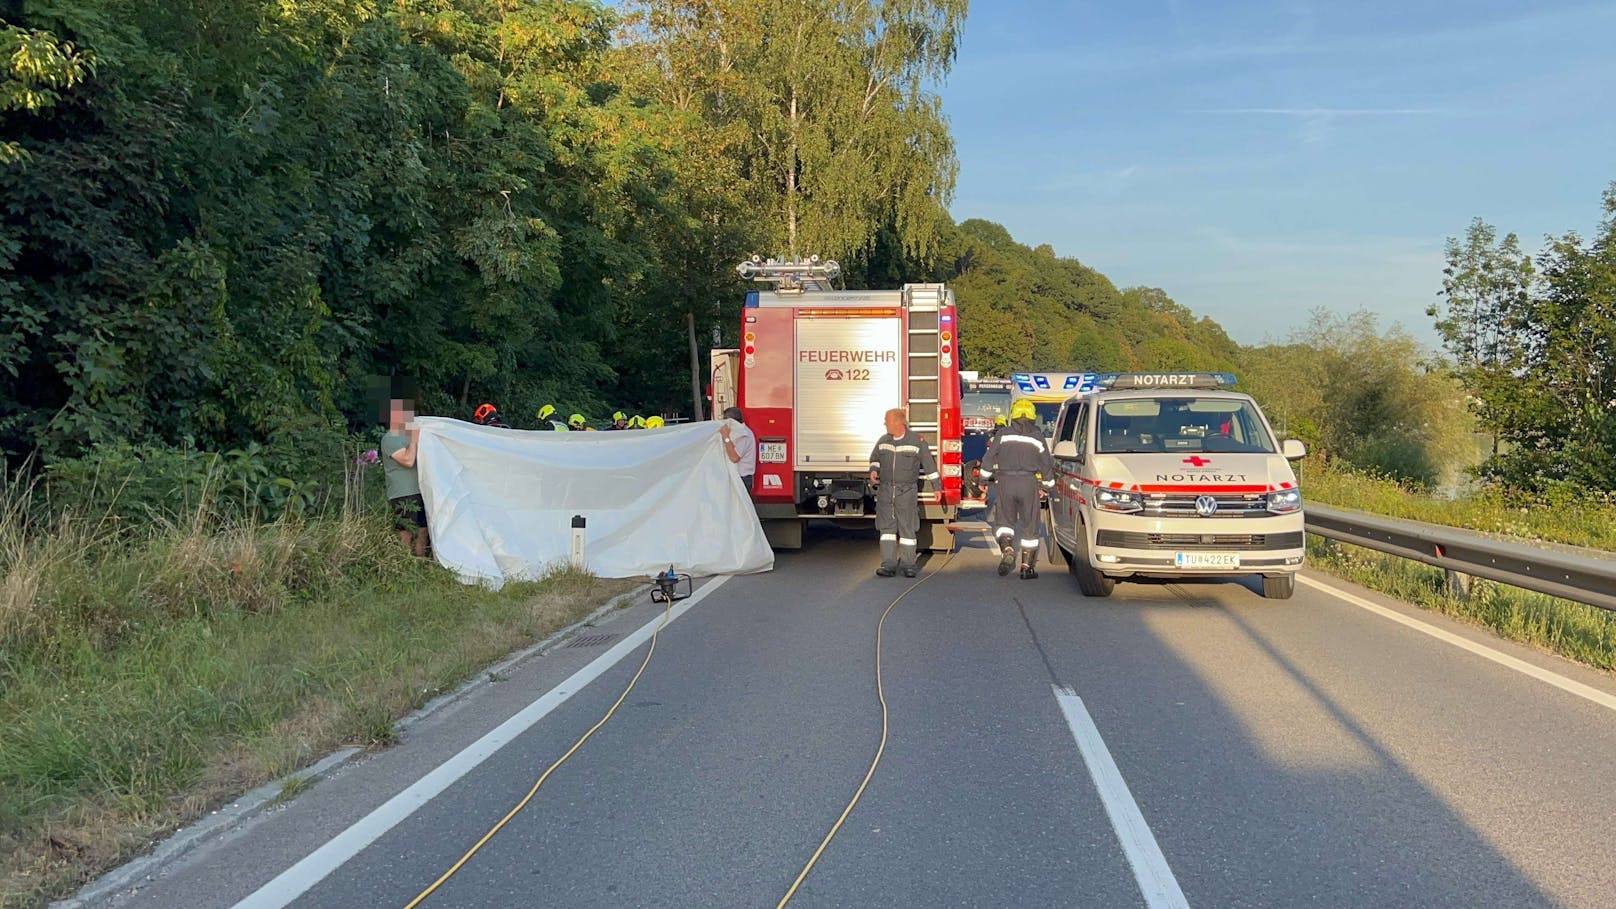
(39, 434), (385, 530)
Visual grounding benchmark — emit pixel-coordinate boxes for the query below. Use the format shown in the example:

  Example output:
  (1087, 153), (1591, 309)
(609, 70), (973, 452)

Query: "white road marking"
(233, 575), (732, 909)
(1297, 574), (1616, 715)
(1052, 685), (1191, 909)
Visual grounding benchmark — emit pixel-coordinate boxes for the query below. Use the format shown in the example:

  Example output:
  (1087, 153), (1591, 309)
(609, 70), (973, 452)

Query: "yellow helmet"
(568, 413), (586, 428)
(538, 404), (555, 420)
(1010, 398), (1036, 421)
(644, 415), (664, 429)
(993, 413), (1007, 426)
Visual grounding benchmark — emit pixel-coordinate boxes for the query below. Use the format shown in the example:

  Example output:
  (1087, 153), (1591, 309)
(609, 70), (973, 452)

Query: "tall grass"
(1300, 458), (1616, 551)
(1307, 538), (1616, 671)
(0, 479), (636, 907)
(1303, 462), (1616, 672)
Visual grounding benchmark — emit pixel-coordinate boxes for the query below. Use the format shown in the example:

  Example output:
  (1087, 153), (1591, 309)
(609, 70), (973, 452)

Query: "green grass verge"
(1302, 462), (1616, 673)
(1300, 458), (1616, 551)
(0, 507), (638, 908)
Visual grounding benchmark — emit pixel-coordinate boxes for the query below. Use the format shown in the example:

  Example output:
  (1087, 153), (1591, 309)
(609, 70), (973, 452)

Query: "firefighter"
(982, 412), (1009, 522)
(568, 413), (590, 431)
(472, 402), (510, 428)
(868, 407), (938, 579)
(644, 415), (665, 429)
(980, 397), (1055, 579)
(608, 411), (629, 431)
(536, 404), (568, 431)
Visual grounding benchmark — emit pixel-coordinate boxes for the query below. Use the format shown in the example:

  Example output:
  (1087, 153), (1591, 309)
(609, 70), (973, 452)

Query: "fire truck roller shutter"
(793, 317), (904, 470)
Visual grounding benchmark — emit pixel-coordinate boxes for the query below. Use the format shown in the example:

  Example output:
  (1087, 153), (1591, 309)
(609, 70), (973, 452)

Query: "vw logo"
(1194, 495), (1219, 517)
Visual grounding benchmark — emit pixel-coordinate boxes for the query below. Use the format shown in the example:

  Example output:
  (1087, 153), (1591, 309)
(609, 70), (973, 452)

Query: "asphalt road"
(93, 521), (1616, 909)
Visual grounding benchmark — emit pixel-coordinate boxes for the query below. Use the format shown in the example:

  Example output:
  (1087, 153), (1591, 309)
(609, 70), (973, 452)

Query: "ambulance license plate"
(759, 442), (787, 464)
(1175, 552), (1240, 569)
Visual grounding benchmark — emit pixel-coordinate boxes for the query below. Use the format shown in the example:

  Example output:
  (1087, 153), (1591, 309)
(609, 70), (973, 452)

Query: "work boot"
(875, 565), (896, 578)
(1020, 564), (1038, 580)
(997, 546), (1016, 577)
(901, 565), (918, 578)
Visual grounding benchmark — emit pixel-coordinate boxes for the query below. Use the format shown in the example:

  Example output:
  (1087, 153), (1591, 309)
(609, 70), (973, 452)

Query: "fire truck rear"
(712, 257), (963, 550)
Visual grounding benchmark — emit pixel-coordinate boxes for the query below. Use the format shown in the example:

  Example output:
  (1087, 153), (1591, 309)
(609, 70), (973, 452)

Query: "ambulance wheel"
(1262, 573), (1295, 600)
(1071, 553), (1114, 597)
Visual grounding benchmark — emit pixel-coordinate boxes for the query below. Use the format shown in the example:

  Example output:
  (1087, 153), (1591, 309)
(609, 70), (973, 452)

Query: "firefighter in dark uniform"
(982, 412), (1008, 523)
(980, 397), (1056, 579)
(868, 408), (939, 578)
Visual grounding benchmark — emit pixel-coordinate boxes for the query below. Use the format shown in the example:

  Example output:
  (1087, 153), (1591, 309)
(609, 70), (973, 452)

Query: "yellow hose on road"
(775, 550), (956, 908)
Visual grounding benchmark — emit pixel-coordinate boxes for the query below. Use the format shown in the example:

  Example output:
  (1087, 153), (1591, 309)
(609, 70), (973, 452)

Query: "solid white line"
(233, 575), (733, 909)
(1052, 685), (1191, 909)
(1297, 574), (1616, 715)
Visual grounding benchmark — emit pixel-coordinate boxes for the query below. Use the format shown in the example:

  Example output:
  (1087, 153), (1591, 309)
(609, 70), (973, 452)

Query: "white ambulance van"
(1047, 373), (1308, 599)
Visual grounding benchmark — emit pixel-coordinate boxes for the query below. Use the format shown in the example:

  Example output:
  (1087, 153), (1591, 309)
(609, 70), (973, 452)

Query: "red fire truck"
(711, 257), (963, 550)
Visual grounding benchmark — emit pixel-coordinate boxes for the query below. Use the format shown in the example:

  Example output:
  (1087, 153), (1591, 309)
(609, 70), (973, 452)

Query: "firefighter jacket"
(869, 431), (939, 490)
(981, 417), (1056, 488)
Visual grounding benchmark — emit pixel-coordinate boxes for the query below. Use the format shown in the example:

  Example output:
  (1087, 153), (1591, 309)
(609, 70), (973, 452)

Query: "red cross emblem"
(1183, 455), (1211, 467)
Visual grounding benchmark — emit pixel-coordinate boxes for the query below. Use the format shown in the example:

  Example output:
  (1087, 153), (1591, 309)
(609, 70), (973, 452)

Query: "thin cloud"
(1189, 107), (1455, 144)
(1190, 107), (1448, 116)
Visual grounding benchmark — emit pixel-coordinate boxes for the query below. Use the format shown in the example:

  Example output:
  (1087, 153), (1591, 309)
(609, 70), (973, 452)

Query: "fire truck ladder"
(903, 285), (945, 437)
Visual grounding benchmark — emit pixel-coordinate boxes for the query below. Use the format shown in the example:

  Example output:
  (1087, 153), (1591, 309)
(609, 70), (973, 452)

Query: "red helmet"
(473, 402), (498, 423)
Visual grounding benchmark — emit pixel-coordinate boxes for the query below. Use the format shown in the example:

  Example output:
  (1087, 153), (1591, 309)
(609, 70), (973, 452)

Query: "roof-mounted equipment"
(1099, 372), (1237, 390)
(736, 255), (841, 295)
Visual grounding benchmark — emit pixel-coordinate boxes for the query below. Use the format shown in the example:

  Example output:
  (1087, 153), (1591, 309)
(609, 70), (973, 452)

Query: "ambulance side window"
(1057, 403), (1088, 462)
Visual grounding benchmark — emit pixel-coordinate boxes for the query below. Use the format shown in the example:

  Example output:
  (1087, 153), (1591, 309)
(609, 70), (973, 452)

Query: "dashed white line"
(233, 575), (732, 909)
(1297, 574), (1616, 715)
(1052, 685), (1191, 909)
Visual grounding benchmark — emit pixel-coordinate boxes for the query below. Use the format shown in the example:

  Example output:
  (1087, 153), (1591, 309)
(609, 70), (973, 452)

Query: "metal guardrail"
(1304, 503), (1616, 612)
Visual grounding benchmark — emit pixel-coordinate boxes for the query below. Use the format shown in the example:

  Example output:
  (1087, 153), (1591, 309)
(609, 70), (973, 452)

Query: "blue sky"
(941, 0), (1616, 348)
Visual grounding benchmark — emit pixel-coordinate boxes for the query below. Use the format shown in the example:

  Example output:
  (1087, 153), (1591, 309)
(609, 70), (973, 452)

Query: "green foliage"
(920, 218), (1242, 377)
(0, 21), (94, 163)
(1432, 184), (1616, 492)
(1301, 457), (1616, 551)
(0, 0), (761, 466)
(620, 0), (963, 261)
(1242, 310), (1474, 487)
(38, 432), (366, 526)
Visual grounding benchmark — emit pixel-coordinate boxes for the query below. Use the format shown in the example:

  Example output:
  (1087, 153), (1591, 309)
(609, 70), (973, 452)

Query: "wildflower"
(356, 449), (380, 465)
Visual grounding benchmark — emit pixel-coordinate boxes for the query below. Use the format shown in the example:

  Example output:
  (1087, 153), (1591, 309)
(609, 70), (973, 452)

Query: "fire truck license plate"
(1174, 552), (1240, 569)
(759, 442), (787, 464)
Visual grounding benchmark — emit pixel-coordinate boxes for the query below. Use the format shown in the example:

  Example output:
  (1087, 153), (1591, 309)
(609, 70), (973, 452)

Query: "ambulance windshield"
(1096, 398), (1276, 454)
(1033, 402), (1062, 439)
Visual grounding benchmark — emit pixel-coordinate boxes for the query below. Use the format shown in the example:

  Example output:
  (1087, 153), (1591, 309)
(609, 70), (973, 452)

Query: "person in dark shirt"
(868, 408), (938, 578)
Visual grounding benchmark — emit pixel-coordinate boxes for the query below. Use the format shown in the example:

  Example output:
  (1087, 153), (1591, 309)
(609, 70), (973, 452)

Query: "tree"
(1430, 218), (1533, 455)
(619, 0), (963, 261)
(1258, 309), (1473, 486)
(1434, 183), (1616, 492)
(1496, 184), (1616, 491)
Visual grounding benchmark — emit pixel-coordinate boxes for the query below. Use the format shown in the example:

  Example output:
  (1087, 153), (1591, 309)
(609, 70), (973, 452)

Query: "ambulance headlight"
(1266, 489), (1302, 515)
(1095, 489), (1142, 513)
